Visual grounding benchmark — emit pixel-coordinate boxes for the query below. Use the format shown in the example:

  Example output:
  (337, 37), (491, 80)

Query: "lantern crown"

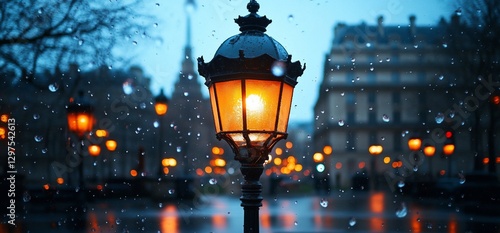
(197, 0), (305, 88)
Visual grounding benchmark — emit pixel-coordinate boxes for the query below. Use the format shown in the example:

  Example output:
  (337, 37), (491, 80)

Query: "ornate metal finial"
(247, 0), (259, 14)
(235, 0), (271, 32)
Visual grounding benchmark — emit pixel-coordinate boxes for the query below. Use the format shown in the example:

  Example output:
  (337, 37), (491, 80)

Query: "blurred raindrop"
(382, 114), (390, 122)
(395, 203), (407, 218)
(48, 83), (59, 92)
(435, 112), (444, 124)
(271, 61), (286, 76)
(348, 217), (356, 226)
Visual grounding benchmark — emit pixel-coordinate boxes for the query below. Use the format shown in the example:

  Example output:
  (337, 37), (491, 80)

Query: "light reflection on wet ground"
(10, 191), (500, 232)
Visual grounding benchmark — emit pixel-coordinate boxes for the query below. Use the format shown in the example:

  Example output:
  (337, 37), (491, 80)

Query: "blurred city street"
(9, 190), (500, 233)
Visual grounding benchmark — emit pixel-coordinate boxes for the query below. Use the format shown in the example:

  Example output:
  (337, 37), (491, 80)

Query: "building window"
(346, 131), (356, 151)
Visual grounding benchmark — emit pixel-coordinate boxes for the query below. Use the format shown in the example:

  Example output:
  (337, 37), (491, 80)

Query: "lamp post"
(408, 134), (422, 166)
(368, 144), (383, 190)
(197, 1), (305, 232)
(423, 143), (436, 178)
(66, 91), (95, 190)
(443, 137), (455, 177)
(154, 88), (169, 178)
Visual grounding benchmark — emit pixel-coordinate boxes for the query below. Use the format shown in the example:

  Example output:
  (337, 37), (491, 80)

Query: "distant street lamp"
(368, 144), (383, 190)
(197, 1), (305, 232)
(423, 143), (436, 178)
(154, 88), (169, 177)
(407, 135), (422, 152)
(443, 134), (455, 177)
(66, 91), (95, 189)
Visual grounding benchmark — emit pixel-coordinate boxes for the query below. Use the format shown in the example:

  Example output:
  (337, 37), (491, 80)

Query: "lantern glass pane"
(209, 86), (221, 132)
(213, 80), (243, 132)
(277, 83), (293, 132)
(67, 113), (78, 132)
(245, 79), (281, 132)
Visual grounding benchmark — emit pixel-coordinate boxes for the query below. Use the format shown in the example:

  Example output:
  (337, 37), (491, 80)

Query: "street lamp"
(368, 144), (383, 190)
(423, 143), (436, 178)
(443, 135), (455, 177)
(66, 91), (95, 188)
(197, 1), (305, 232)
(154, 88), (169, 178)
(407, 135), (422, 152)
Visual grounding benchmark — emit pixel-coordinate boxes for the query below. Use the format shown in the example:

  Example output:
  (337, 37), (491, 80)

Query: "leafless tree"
(449, 0), (500, 172)
(0, 0), (156, 89)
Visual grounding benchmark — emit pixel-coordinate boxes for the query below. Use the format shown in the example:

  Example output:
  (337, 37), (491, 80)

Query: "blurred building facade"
(313, 15), (498, 189)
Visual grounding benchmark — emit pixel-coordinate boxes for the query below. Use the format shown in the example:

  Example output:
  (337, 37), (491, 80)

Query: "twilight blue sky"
(126, 0), (456, 123)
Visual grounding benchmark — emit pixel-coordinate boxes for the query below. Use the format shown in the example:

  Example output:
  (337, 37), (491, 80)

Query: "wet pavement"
(7, 190), (500, 232)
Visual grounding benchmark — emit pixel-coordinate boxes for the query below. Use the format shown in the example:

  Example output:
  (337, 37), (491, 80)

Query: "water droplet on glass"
(439, 75), (444, 80)
(122, 81), (133, 95)
(33, 114), (40, 120)
(183, 92), (189, 97)
(397, 180), (405, 188)
(294, 221), (298, 226)
(115, 218), (122, 225)
(132, 41), (138, 45)
(435, 112), (444, 124)
(455, 8), (462, 16)
(449, 111), (455, 118)
(413, 166), (418, 172)
(320, 199), (328, 207)
(153, 121), (159, 128)
(395, 203), (407, 218)
(349, 217), (356, 226)
(23, 191), (31, 202)
(48, 83), (59, 92)
(351, 58), (356, 62)
(168, 189), (175, 195)
(209, 178), (217, 185)
(288, 14), (294, 22)
(34, 135), (43, 142)
(386, 58), (391, 62)
(338, 120), (345, 126)
(370, 67), (374, 71)
(271, 61), (286, 76)
(442, 43), (448, 48)
(155, 3), (160, 6)
(382, 114), (390, 122)
(176, 146), (181, 153)
(340, 92), (345, 96)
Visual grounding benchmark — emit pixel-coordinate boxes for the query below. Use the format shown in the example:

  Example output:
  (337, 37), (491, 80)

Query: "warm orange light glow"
(130, 169), (138, 177)
(492, 95), (500, 105)
(0, 127), (5, 140)
(88, 145), (101, 156)
(483, 157), (490, 164)
(335, 162), (342, 169)
(0, 114), (7, 123)
(209, 79), (293, 147)
(205, 166), (213, 174)
(163, 167), (170, 175)
(214, 158), (226, 167)
(105, 140), (117, 151)
(162, 158), (177, 167)
(323, 145), (333, 155)
(212, 214), (227, 229)
(160, 205), (179, 233)
(287, 156), (296, 164)
(96, 184), (103, 191)
(67, 111), (94, 137)
(212, 147), (221, 155)
(383, 156), (391, 164)
(358, 161), (366, 169)
(369, 192), (384, 213)
(313, 152), (324, 163)
(368, 144), (383, 155)
(155, 102), (168, 116)
(496, 157), (500, 163)
(443, 144), (455, 155)
(43, 184), (50, 190)
(95, 129), (108, 137)
(294, 164), (303, 172)
(56, 177), (64, 185)
(211, 147), (220, 155)
(423, 145), (436, 157)
(439, 170), (446, 176)
(408, 137), (422, 151)
(275, 147), (283, 155)
(274, 157), (282, 166)
(392, 160), (403, 168)
(196, 168), (204, 176)
(285, 141), (293, 149)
